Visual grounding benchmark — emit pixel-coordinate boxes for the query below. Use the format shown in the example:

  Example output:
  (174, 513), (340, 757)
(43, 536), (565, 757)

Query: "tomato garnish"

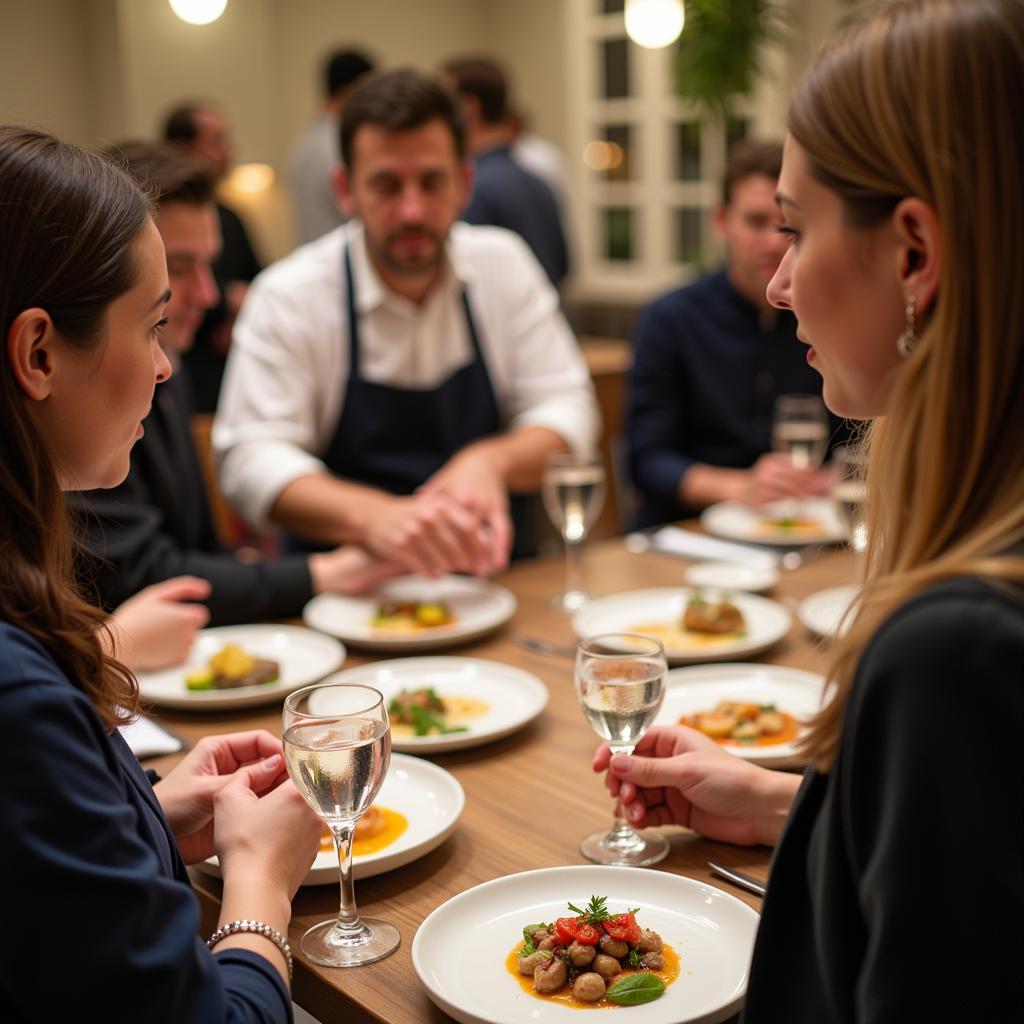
(602, 912), (641, 944)
(555, 916), (602, 946)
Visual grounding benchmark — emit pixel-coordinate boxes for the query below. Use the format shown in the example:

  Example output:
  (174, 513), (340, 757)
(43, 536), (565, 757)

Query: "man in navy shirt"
(443, 57), (569, 287)
(627, 140), (848, 528)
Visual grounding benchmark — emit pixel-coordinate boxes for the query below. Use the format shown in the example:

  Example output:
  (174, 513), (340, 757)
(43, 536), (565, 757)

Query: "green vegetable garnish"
(606, 974), (666, 1006)
(566, 894), (612, 924)
(627, 948), (641, 969)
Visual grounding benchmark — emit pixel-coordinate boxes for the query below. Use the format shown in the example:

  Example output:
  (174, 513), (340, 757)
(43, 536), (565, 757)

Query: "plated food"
(184, 644), (279, 691)
(134, 624), (345, 711)
(387, 686), (489, 738)
(657, 663), (827, 767)
(412, 864), (760, 1024)
(573, 588), (791, 664)
(701, 498), (846, 547)
(321, 657), (547, 753)
(303, 574), (517, 652)
(197, 753), (464, 885)
(509, 895), (678, 1008)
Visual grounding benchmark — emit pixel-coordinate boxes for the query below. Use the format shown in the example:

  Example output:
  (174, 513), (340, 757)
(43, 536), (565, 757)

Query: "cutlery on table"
(515, 637), (577, 658)
(708, 860), (767, 898)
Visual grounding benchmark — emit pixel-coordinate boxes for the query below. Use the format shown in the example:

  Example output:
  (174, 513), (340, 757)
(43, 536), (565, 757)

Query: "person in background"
(0, 123), (321, 1021)
(627, 140), (850, 529)
(215, 69), (598, 575)
(599, 1), (1024, 1019)
(74, 142), (399, 627)
(442, 56), (569, 287)
(163, 100), (262, 412)
(290, 47), (376, 245)
(507, 104), (569, 211)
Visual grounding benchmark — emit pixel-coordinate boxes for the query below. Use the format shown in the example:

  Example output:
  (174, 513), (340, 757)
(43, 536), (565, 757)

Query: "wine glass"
(576, 633), (668, 866)
(771, 394), (829, 471)
(282, 683), (399, 967)
(542, 451), (606, 612)
(830, 442), (868, 554)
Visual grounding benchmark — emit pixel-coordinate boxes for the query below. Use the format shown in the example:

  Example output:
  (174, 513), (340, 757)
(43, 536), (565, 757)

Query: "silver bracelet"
(207, 919), (293, 980)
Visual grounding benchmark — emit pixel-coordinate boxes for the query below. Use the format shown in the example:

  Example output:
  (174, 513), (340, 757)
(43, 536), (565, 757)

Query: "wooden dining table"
(145, 532), (857, 1024)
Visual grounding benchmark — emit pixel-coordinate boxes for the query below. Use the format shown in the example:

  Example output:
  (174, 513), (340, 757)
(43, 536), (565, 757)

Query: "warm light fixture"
(169, 0), (228, 26)
(625, 0), (685, 49)
(225, 163), (275, 195)
(582, 141), (625, 173)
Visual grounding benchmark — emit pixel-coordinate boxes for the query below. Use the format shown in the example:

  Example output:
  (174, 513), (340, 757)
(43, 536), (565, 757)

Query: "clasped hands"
(363, 447), (511, 578)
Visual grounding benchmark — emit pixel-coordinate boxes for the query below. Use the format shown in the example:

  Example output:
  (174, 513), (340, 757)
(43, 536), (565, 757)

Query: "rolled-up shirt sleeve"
(213, 265), (339, 528)
(474, 230), (599, 455)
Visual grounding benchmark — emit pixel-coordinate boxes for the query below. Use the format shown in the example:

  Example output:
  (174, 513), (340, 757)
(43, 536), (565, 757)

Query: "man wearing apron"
(215, 69), (598, 576)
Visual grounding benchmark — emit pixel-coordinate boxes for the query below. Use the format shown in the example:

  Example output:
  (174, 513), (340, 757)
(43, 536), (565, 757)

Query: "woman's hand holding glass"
(593, 725), (800, 848)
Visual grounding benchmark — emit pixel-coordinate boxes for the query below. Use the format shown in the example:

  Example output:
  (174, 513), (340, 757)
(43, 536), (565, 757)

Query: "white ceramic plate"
(319, 658), (549, 753)
(657, 663), (827, 768)
(797, 583), (860, 639)
(303, 574), (517, 652)
(195, 753), (464, 886)
(412, 864), (759, 1024)
(684, 561), (780, 594)
(701, 498), (846, 547)
(135, 624), (345, 711)
(572, 588), (791, 664)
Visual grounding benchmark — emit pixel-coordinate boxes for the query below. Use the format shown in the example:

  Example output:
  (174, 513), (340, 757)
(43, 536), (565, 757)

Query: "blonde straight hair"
(788, 0), (1024, 771)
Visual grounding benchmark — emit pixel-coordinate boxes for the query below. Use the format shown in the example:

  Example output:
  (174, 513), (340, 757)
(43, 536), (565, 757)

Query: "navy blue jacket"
(0, 621), (291, 1022)
(627, 270), (850, 528)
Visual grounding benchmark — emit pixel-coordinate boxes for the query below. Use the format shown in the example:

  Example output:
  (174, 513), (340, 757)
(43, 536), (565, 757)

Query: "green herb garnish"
(606, 974), (666, 1006)
(627, 948), (641, 969)
(566, 895), (612, 924)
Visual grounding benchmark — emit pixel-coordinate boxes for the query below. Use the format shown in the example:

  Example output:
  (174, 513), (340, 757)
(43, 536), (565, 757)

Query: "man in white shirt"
(215, 68), (599, 578)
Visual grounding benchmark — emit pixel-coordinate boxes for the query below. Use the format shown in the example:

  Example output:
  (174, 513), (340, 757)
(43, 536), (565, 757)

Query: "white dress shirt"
(213, 220), (600, 526)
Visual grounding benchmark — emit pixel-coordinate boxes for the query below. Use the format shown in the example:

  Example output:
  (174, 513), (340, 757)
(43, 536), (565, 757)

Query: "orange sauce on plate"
(318, 805), (408, 856)
(504, 944), (681, 1009)
(679, 709), (801, 747)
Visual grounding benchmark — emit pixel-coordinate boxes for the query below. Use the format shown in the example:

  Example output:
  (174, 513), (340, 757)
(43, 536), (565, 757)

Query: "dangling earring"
(896, 296), (917, 357)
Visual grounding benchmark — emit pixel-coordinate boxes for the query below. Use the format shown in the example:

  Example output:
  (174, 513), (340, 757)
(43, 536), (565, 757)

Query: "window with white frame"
(566, 0), (786, 304)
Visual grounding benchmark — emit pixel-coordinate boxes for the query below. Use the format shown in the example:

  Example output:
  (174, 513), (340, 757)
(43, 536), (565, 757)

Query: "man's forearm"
(269, 473), (391, 546)
(678, 463), (748, 511)
(464, 427), (567, 492)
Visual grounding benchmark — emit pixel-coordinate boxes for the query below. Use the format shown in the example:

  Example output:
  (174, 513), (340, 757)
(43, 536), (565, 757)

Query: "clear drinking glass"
(771, 394), (829, 471)
(542, 451), (606, 612)
(282, 683), (399, 967)
(831, 443), (868, 554)
(576, 633), (668, 866)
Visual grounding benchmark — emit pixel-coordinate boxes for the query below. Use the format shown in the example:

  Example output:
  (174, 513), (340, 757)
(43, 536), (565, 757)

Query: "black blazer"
(73, 365), (312, 625)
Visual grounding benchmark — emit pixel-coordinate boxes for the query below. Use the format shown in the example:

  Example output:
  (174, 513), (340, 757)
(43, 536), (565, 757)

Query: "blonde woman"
(596, 1), (1024, 1019)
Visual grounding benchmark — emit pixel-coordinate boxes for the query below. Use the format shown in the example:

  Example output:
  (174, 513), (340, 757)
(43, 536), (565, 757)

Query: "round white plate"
(319, 657), (548, 753)
(412, 864), (759, 1024)
(572, 588), (791, 664)
(135, 624), (345, 711)
(303, 574), (517, 652)
(195, 753), (464, 886)
(684, 561), (780, 594)
(797, 583), (860, 639)
(701, 498), (846, 547)
(657, 663), (827, 768)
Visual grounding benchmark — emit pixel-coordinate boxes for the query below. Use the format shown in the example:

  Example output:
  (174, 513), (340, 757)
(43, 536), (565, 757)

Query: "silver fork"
(515, 637), (577, 658)
(708, 860), (767, 897)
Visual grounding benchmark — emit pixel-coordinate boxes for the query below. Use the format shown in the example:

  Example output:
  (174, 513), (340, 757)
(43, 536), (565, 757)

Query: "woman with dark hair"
(0, 125), (321, 1021)
(597, 1), (1024, 1020)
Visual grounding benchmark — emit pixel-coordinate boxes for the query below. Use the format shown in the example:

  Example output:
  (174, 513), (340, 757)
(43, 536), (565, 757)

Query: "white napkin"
(641, 526), (781, 570)
(119, 714), (185, 759)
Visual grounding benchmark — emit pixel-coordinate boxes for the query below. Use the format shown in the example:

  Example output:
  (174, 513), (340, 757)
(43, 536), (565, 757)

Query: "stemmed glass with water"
(576, 633), (668, 867)
(772, 394), (829, 471)
(282, 683), (399, 967)
(542, 451), (606, 612)
(831, 443), (868, 554)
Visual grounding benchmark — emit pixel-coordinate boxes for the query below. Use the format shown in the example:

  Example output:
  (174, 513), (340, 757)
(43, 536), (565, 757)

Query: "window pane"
(603, 207), (634, 261)
(674, 207), (703, 264)
(726, 117), (750, 149)
(600, 0), (625, 12)
(674, 121), (701, 181)
(604, 124), (632, 181)
(601, 38), (630, 99)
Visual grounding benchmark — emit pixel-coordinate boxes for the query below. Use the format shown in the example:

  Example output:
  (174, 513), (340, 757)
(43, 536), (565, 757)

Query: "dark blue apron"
(322, 243), (534, 558)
